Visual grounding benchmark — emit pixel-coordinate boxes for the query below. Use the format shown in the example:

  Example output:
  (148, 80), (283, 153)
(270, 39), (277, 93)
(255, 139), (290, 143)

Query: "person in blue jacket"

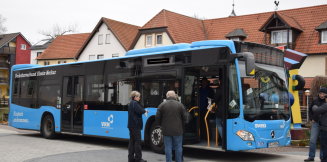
(127, 91), (147, 162)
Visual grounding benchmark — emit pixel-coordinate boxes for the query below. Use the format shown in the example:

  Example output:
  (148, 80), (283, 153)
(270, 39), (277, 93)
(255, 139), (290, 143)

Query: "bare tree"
(0, 14), (7, 34)
(39, 23), (78, 40)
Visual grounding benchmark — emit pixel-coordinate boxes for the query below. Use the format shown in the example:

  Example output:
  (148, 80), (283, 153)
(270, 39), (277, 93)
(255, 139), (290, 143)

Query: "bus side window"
(85, 75), (105, 108)
(106, 77), (135, 110)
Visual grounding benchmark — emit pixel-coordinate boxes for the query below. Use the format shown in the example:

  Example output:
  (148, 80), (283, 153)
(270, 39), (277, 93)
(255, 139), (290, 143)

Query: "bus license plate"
(268, 141), (279, 147)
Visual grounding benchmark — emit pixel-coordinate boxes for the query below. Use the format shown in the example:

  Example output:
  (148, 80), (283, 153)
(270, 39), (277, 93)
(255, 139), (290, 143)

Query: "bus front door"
(61, 76), (84, 133)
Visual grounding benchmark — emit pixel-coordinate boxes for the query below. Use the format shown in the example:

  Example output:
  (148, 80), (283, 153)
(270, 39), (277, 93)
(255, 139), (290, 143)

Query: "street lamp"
(304, 90), (311, 123)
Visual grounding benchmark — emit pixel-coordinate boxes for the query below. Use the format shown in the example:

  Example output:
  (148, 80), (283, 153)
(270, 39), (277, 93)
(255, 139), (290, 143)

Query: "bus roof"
(12, 40), (239, 71)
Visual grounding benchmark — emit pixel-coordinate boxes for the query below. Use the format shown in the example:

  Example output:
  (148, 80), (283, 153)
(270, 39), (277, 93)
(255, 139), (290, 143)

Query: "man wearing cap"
(304, 87), (327, 162)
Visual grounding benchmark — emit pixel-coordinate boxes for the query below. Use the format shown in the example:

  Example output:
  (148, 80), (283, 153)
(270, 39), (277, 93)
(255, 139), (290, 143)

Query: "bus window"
(38, 79), (60, 108)
(107, 73), (136, 110)
(228, 64), (240, 118)
(85, 75), (105, 103)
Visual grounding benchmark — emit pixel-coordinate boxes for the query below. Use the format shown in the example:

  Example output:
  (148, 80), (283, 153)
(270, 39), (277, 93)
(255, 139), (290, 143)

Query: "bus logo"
(101, 114), (114, 129)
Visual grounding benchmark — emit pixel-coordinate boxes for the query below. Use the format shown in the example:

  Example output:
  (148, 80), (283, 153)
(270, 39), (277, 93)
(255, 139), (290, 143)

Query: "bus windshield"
(239, 61), (290, 122)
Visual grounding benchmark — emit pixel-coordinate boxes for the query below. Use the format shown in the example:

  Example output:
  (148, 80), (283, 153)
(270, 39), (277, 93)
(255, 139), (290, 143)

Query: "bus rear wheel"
(149, 122), (164, 153)
(41, 114), (56, 139)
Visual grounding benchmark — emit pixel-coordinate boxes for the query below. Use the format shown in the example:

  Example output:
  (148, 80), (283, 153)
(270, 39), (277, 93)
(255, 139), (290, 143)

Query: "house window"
(112, 53), (119, 58)
(89, 55), (95, 60)
(97, 54), (104, 60)
(20, 44), (26, 50)
(44, 61), (50, 65)
(322, 30), (327, 44)
(156, 34), (163, 45)
(271, 30), (292, 44)
(105, 34), (110, 44)
(37, 52), (42, 57)
(229, 37), (240, 41)
(58, 60), (66, 64)
(98, 34), (103, 45)
(146, 35), (152, 47)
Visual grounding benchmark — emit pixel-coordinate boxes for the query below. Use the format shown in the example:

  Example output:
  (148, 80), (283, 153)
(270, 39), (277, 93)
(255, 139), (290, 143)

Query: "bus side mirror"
(240, 52), (255, 76)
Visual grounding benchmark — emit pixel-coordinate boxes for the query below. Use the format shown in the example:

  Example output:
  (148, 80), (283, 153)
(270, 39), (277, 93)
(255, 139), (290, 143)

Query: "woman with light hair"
(127, 91), (147, 162)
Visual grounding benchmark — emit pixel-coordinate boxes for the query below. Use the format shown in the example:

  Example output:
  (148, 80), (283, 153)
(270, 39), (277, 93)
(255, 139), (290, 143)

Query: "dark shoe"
(136, 159), (147, 162)
(304, 158), (314, 162)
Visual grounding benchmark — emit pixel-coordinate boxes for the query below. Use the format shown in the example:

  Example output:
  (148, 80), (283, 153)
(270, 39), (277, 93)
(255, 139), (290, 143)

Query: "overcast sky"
(1, 0), (327, 44)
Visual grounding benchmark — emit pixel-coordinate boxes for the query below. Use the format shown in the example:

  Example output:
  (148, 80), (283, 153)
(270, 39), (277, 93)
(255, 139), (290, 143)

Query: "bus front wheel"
(41, 114), (56, 139)
(149, 122), (164, 153)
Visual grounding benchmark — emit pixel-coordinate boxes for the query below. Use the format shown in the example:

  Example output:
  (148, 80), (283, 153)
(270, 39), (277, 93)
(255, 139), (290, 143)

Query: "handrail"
(188, 106), (198, 112)
(205, 103), (216, 147)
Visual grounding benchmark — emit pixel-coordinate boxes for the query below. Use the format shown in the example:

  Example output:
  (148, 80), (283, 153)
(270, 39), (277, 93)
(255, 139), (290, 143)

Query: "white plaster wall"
(30, 49), (44, 64)
(78, 23), (126, 61)
(299, 55), (326, 77)
(133, 32), (173, 49)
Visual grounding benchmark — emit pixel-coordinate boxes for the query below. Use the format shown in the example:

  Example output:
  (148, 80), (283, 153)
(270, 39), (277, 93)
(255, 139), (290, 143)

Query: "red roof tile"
(103, 18), (140, 50)
(37, 33), (89, 60)
(203, 4), (327, 54)
(142, 9), (206, 43)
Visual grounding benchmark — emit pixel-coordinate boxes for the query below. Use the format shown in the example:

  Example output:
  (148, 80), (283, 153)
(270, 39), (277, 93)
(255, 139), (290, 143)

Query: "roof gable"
(0, 33), (21, 48)
(76, 17), (140, 59)
(259, 12), (302, 32)
(37, 33), (89, 60)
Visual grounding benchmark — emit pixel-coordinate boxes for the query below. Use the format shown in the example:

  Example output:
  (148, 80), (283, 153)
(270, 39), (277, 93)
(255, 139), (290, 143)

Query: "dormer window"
(271, 30), (292, 44)
(316, 21), (327, 44)
(259, 12), (302, 48)
(225, 28), (247, 41)
(322, 30), (327, 44)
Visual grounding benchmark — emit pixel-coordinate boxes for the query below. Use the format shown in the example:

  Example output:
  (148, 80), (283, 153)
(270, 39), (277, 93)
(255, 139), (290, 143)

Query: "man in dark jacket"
(156, 90), (186, 162)
(128, 91), (147, 162)
(313, 95), (327, 162)
(305, 87), (327, 162)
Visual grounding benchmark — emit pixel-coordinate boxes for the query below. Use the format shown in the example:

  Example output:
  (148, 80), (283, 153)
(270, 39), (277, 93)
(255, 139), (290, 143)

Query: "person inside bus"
(213, 77), (224, 144)
(127, 91), (147, 162)
(199, 77), (215, 139)
(304, 87), (327, 162)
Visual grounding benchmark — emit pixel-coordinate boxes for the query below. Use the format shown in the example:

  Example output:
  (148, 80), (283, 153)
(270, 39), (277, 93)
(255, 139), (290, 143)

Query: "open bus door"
(61, 76), (84, 133)
(183, 66), (227, 150)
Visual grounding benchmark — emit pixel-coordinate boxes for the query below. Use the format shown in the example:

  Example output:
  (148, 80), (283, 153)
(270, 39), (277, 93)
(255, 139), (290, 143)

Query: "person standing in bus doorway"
(213, 78), (224, 144)
(127, 91), (147, 162)
(305, 87), (327, 162)
(312, 90), (327, 162)
(156, 90), (186, 162)
(199, 77), (215, 139)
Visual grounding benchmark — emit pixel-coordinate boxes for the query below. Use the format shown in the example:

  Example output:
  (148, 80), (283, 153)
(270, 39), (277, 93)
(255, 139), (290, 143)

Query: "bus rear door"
(61, 76), (84, 133)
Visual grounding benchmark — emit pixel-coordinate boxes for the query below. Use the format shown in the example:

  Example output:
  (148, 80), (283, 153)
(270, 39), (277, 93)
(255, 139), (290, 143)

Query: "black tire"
(41, 114), (56, 139)
(149, 122), (164, 153)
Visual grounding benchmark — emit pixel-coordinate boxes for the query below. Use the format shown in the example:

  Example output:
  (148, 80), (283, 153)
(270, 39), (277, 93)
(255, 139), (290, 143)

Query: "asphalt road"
(0, 124), (317, 162)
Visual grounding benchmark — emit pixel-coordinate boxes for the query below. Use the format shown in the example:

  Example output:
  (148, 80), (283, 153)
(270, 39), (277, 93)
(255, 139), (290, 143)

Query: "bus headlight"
(236, 130), (254, 141)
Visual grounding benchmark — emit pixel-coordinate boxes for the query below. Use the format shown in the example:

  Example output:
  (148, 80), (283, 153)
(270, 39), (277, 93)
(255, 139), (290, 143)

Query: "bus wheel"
(149, 122), (164, 153)
(41, 114), (56, 139)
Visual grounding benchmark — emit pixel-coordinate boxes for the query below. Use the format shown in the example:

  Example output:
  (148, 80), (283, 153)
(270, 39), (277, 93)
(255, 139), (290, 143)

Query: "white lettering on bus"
(254, 124), (266, 128)
(13, 111), (24, 117)
(15, 70), (57, 78)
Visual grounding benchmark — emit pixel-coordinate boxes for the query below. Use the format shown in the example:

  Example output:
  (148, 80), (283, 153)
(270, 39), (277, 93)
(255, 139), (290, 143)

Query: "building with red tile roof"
(135, 5), (327, 79)
(37, 33), (89, 65)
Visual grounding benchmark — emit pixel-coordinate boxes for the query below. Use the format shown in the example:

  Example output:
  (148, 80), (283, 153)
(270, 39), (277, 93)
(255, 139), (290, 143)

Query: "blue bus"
(9, 40), (291, 152)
